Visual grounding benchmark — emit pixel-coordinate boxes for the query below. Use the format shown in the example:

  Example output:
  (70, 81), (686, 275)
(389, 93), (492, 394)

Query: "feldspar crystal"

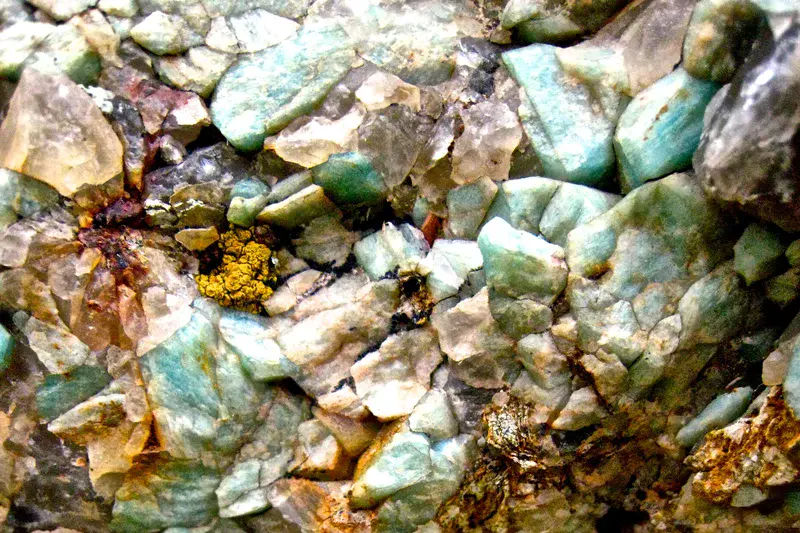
(445, 177), (498, 240)
(500, 0), (630, 43)
(733, 223), (787, 285)
(682, 0), (764, 83)
(211, 23), (355, 151)
(503, 44), (615, 186)
(311, 152), (387, 205)
(675, 386), (753, 447)
(130, 12), (203, 55)
(614, 68), (719, 191)
(478, 217), (568, 304)
(0, 69), (123, 197)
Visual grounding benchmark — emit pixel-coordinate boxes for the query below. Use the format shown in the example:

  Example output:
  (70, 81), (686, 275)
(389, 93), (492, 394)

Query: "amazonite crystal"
(211, 23), (355, 151)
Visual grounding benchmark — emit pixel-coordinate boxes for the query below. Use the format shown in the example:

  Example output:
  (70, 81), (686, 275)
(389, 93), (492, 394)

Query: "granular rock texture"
(0, 1), (799, 532)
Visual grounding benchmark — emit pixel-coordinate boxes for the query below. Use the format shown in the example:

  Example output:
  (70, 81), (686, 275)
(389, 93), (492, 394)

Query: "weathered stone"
(683, 0), (764, 83)
(0, 69), (123, 197)
(478, 217), (568, 304)
(694, 21), (800, 231)
(614, 68), (719, 191)
(351, 328), (442, 421)
(130, 12), (203, 55)
(503, 44), (614, 186)
(111, 457), (220, 532)
(733, 223), (787, 285)
(211, 23), (355, 151)
(354, 223), (429, 281)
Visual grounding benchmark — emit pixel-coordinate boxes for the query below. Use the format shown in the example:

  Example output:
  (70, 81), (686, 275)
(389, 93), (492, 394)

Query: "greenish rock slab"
(350, 422), (433, 509)
(140, 312), (265, 461)
(683, 0), (764, 83)
(677, 262), (754, 350)
(155, 47), (235, 98)
(216, 389), (310, 518)
(0, 22), (54, 80)
(228, 9), (298, 53)
(0, 324), (12, 374)
(227, 178), (270, 227)
(255, 185), (339, 229)
(538, 184), (620, 247)
(767, 268), (800, 307)
(0, 169), (60, 231)
(489, 291), (553, 340)
(130, 12), (203, 55)
(22, 24), (101, 85)
(266, 171), (313, 205)
(111, 456), (220, 533)
(733, 223), (787, 285)
(445, 177), (497, 240)
(567, 174), (741, 404)
(36, 365), (112, 422)
(555, 45), (631, 121)
(787, 239), (800, 267)
(408, 389), (459, 441)
(420, 239), (483, 302)
(500, 0), (629, 44)
(675, 386), (753, 447)
(312, 152), (387, 205)
(567, 173), (732, 297)
(218, 309), (298, 382)
(483, 177), (560, 235)
(354, 223), (430, 281)
(374, 434), (475, 533)
(211, 23), (355, 151)
(502, 44), (615, 186)
(614, 68), (720, 191)
(575, 299), (645, 366)
(477, 217), (568, 304)
(483, 176), (620, 247)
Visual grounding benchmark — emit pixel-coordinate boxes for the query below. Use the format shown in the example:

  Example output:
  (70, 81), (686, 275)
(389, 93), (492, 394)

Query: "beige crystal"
(0, 69), (123, 197)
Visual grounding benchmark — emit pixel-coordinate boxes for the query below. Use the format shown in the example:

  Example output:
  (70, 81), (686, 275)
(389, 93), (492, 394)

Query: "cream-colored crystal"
(0, 69), (123, 197)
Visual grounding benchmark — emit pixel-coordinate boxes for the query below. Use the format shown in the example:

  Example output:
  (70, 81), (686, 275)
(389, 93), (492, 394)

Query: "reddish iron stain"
(421, 213), (441, 246)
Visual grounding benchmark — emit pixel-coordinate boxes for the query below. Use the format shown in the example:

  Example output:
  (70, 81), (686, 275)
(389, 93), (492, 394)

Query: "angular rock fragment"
(0, 69), (123, 197)
(211, 23), (355, 151)
(503, 44), (615, 186)
(733, 223), (787, 285)
(683, 0), (764, 83)
(351, 328), (443, 421)
(614, 68), (719, 191)
(478, 217), (568, 304)
(445, 177), (497, 240)
(354, 223), (429, 281)
(694, 21), (800, 231)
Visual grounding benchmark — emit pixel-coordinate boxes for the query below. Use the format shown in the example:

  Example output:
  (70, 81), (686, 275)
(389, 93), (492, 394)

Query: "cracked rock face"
(0, 0), (798, 532)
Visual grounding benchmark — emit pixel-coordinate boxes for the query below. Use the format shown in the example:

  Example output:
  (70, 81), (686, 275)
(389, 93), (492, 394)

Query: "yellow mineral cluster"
(195, 228), (277, 313)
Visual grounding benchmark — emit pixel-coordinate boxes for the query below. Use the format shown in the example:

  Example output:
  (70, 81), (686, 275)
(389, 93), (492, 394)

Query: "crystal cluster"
(0, 0), (800, 532)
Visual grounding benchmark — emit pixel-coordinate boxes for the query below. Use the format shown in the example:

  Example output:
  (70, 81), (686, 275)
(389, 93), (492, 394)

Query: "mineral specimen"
(1, 0), (799, 531)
